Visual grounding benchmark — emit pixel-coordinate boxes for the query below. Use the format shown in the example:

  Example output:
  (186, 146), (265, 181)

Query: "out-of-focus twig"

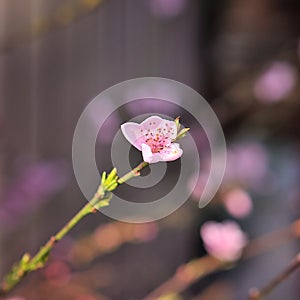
(143, 256), (225, 300)
(242, 220), (299, 259)
(143, 218), (300, 300)
(248, 253), (300, 300)
(1, 0), (106, 53)
(69, 221), (158, 266)
(0, 191), (109, 297)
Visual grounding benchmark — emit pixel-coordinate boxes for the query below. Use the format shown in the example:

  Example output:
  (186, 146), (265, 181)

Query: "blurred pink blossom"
(149, 0), (187, 18)
(44, 260), (71, 285)
(0, 159), (69, 230)
(225, 142), (269, 189)
(223, 188), (253, 218)
(254, 62), (296, 103)
(133, 222), (158, 241)
(200, 220), (248, 261)
(189, 142), (268, 200)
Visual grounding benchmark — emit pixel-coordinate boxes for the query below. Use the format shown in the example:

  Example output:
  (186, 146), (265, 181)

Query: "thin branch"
(0, 161), (148, 297)
(143, 256), (224, 300)
(143, 219), (300, 300)
(248, 253), (300, 300)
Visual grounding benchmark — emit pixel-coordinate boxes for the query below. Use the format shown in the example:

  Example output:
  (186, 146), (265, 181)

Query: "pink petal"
(141, 143), (162, 163)
(121, 122), (144, 150)
(200, 220), (247, 261)
(223, 188), (253, 218)
(140, 116), (177, 140)
(161, 143), (183, 161)
(141, 143), (183, 164)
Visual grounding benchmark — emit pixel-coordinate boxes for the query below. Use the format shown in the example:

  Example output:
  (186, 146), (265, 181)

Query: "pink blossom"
(225, 142), (269, 189)
(44, 260), (71, 285)
(200, 220), (247, 261)
(121, 116), (183, 163)
(254, 62), (296, 103)
(133, 222), (159, 241)
(223, 188), (253, 219)
(0, 159), (69, 230)
(149, 0), (187, 18)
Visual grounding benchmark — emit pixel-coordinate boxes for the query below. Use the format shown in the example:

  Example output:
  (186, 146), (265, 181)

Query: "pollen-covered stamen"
(144, 131), (171, 153)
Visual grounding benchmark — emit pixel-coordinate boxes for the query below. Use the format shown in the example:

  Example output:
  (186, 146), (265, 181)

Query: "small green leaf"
(101, 171), (107, 184)
(176, 127), (190, 140)
(21, 253), (30, 265)
(107, 182), (118, 191)
(107, 167), (117, 182)
(174, 116), (181, 132)
(96, 196), (112, 209)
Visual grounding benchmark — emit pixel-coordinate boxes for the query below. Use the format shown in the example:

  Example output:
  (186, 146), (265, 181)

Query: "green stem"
(118, 161), (149, 184)
(0, 161), (148, 297)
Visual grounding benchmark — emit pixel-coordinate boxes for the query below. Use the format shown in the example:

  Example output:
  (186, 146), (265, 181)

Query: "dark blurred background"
(1, 0), (300, 299)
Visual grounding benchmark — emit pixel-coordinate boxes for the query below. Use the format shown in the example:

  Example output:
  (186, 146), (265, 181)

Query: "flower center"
(145, 135), (170, 153)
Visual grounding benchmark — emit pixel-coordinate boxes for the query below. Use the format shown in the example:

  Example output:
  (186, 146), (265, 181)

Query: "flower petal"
(140, 116), (177, 140)
(141, 143), (161, 163)
(121, 122), (144, 150)
(141, 143), (183, 164)
(161, 143), (183, 161)
(200, 221), (248, 261)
